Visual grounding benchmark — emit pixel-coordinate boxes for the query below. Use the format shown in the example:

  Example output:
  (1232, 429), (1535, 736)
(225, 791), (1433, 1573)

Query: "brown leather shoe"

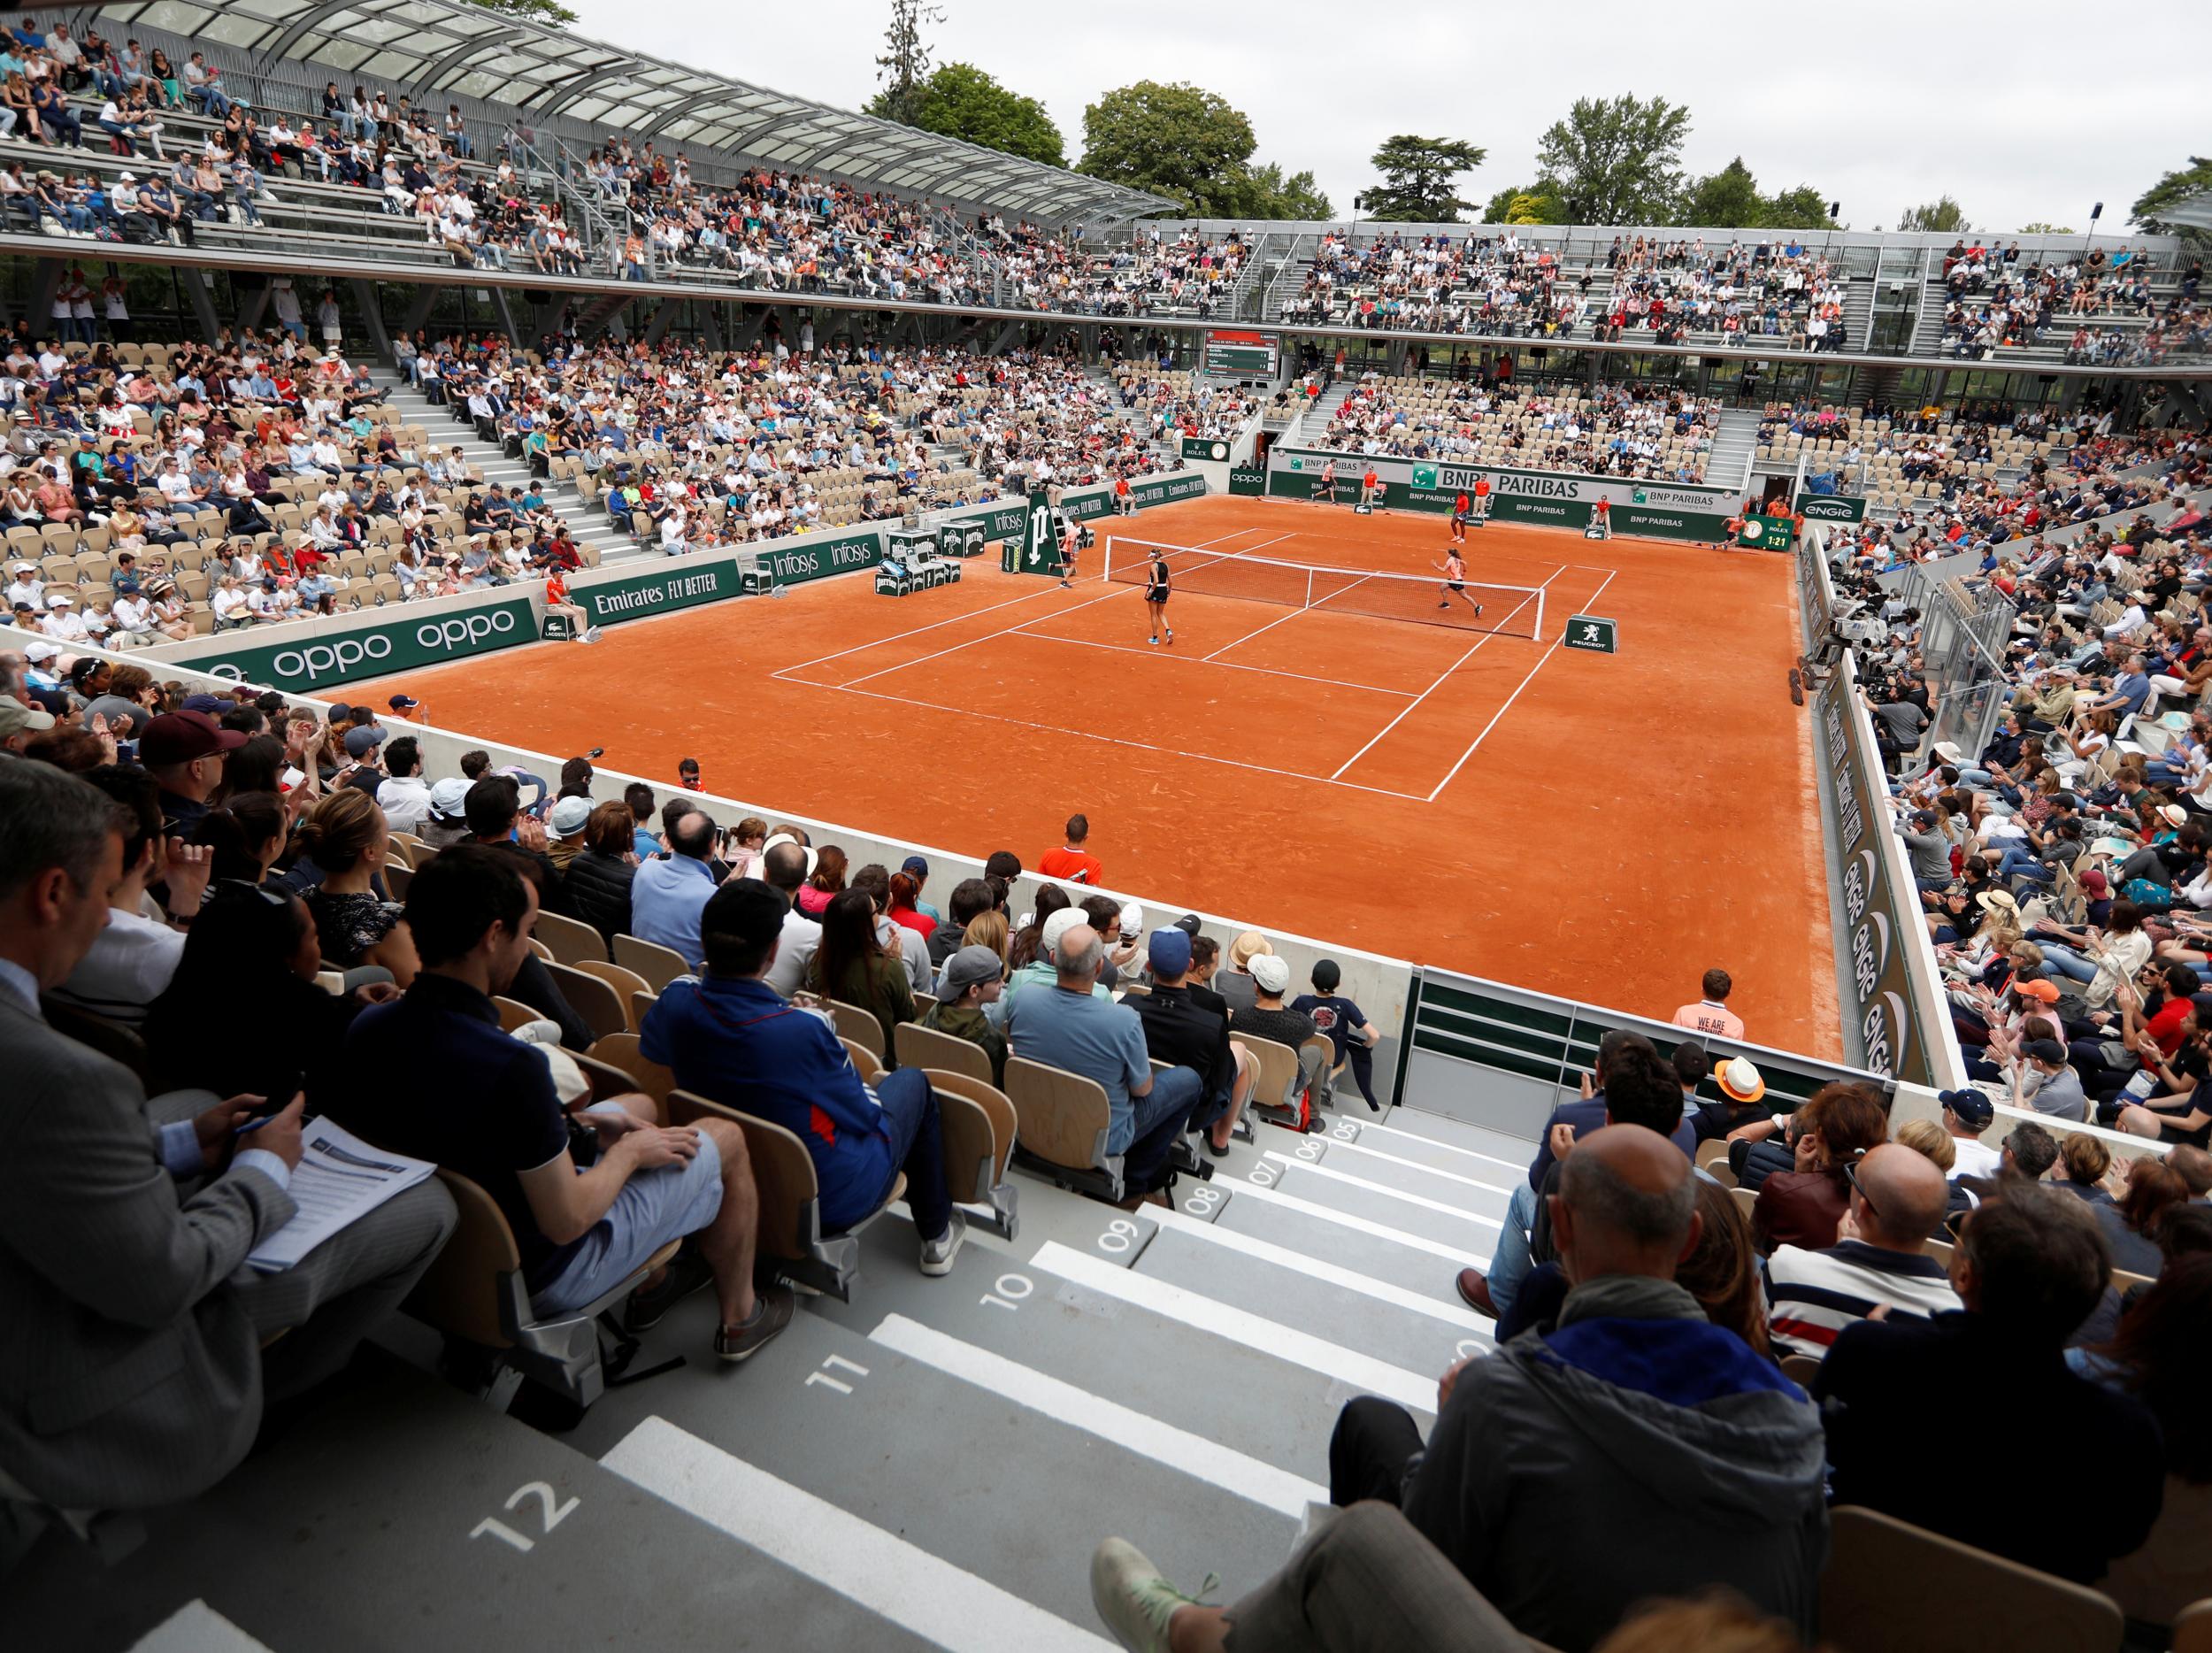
(1455, 1268), (1499, 1319)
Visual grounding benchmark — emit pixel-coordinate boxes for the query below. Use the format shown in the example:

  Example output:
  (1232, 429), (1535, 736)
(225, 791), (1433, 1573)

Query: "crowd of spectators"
(988, 225), (1249, 318)
(1935, 239), (2207, 365)
(1310, 371), (1719, 483)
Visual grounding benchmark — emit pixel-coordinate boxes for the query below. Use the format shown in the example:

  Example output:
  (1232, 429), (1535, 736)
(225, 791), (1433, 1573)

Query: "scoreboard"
(1203, 329), (1279, 378)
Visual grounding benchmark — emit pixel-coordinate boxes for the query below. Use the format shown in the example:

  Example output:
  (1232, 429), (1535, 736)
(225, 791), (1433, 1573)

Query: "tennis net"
(1104, 537), (1546, 640)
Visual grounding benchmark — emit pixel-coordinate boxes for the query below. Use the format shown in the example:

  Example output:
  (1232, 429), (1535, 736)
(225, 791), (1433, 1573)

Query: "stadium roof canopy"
(2158, 192), (2212, 234)
(91, 0), (1175, 222)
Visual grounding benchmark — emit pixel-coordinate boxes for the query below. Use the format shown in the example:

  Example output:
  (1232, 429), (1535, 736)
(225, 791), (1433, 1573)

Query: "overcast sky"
(562, 0), (2205, 235)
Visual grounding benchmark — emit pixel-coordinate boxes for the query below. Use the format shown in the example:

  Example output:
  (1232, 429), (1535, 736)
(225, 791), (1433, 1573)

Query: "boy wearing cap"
(1936, 1088), (2003, 1180)
(923, 945), (1007, 1086)
(1292, 958), (1382, 1111)
(1231, 954), (1320, 1093)
(546, 795), (593, 873)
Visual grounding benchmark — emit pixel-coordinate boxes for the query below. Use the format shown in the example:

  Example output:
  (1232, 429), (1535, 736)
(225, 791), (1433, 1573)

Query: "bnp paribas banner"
(1265, 449), (1738, 543)
(180, 596), (539, 689)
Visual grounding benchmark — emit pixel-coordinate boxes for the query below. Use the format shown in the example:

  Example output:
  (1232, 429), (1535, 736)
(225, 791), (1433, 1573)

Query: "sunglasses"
(1844, 1160), (1878, 1222)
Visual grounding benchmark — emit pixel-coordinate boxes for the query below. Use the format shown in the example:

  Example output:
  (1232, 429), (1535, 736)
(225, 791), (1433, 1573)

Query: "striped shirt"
(1765, 1240), (1962, 1362)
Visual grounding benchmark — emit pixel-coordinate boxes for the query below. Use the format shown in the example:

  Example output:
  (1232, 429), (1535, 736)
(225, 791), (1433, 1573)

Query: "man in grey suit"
(0, 762), (456, 1511)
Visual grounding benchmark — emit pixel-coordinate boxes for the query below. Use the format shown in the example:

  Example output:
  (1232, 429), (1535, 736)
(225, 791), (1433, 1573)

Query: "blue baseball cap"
(1147, 926), (1192, 977)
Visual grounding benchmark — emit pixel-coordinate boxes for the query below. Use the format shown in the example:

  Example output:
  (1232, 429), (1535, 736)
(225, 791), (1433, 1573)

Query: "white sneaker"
(919, 1210), (967, 1277)
(1090, 1538), (1216, 1653)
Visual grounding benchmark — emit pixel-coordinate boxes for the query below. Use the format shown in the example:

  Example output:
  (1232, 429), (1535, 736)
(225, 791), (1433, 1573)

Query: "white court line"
(1358, 1119), (1532, 1176)
(1325, 565), (1563, 781)
(1261, 1153), (1503, 1230)
(1202, 601), (1317, 663)
(1425, 568), (1619, 802)
(835, 528), (1294, 691)
(1149, 1205), (1493, 1338)
(603, 1415), (1113, 1653)
(824, 680), (1434, 803)
(868, 1313), (1323, 1518)
(130, 1603), (277, 1653)
(1033, 1242), (1438, 1413)
(1317, 1134), (1518, 1198)
(775, 524), (1278, 678)
(1222, 1175), (1494, 1271)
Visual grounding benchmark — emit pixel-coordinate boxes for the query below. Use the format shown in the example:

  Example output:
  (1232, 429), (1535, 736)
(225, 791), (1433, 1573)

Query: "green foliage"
(2017, 221), (2076, 235)
(1899, 196), (1969, 233)
(469, 0), (577, 21)
(1533, 95), (1691, 224)
(2131, 158), (2212, 234)
(874, 62), (1064, 167)
(1247, 162), (1333, 221)
(1759, 184), (1832, 230)
(1354, 135), (1486, 222)
(869, 0), (944, 129)
(1678, 157), (1761, 227)
(1078, 81), (1320, 219)
(1481, 182), (1562, 225)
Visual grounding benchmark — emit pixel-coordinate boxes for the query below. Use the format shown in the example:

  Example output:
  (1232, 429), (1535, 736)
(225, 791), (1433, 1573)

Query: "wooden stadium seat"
(1695, 1138), (1732, 1171)
(527, 938), (553, 962)
(1819, 1506), (2123, 1653)
(895, 1020), (993, 1087)
(383, 836), (415, 870)
(925, 1068), (1019, 1238)
(667, 1088), (902, 1302)
(2173, 1600), (2212, 1653)
(493, 996), (539, 1033)
(382, 862), (412, 900)
(1732, 1185), (1760, 1221)
(2114, 1266), (2156, 1295)
(584, 1032), (675, 1121)
(631, 988), (659, 1030)
(1002, 1055), (1123, 1202)
(613, 932), (693, 991)
(829, 998), (887, 1063)
(543, 961), (627, 1044)
(570, 959), (653, 1029)
(533, 909), (610, 966)
(1778, 1352), (1823, 1388)
(841, 1035), (887, 1083)
(402, 1166), (678, 1410)
(569, 1050), (652, 1109)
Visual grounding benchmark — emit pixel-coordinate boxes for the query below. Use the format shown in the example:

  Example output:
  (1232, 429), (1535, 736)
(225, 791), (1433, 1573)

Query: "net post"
(1532, 585), (1544, 642)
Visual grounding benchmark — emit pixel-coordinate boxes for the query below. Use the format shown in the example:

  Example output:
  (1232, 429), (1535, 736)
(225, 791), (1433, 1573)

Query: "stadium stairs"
(378, 379), (641, 569)
(7, 1101), (1527, 1649)
(1709, 407), (1763, 496)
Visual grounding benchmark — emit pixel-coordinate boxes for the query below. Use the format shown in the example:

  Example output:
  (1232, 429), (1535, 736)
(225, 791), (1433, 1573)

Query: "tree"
(1354, 135), (1486, 222)
(1482, 182), (1563, 225)
(1899, 196), (1969, 233)
(2131, 158), (2212, 234)
(1079, 81), (1260, 216)
(1758, 184), (1832, 231)
(873, 63), (1065, 167)
(2017, 221), (2076, 235)
(1533, 95), (1691, 224)
(1678, 158), (1762, 228)
(1248, 162), (1333, 221)
(870, 0), (944, 129)
(470, 0), (577, 20)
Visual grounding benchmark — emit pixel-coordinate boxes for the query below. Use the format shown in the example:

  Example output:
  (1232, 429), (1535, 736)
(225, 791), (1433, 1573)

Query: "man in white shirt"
(48, 773), (211, 1029)
(40, 593), (88, 642)
(1937, 1087), (2004, 1180)
(4, 560), (42, 611)
(759, 840), (823, 997)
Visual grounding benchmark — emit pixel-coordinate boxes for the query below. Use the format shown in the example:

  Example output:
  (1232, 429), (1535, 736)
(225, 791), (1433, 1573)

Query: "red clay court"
(359, 495), (1840, 1057)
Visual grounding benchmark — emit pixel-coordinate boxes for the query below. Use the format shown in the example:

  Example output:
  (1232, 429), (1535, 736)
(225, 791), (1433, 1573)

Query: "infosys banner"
(177, 597), (538, 690)
(927, 471), (1204, 544)
(1265, 449), (1737, 542)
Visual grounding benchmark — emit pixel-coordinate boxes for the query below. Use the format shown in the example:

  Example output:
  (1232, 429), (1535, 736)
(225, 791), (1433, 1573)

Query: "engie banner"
(182, 596), (539, 689)
(1264, 448), (1739, 543)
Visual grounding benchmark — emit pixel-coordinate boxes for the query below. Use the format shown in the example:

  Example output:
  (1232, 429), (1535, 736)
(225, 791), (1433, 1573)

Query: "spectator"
(296, 788), (416, 986)
(641, 878), (965, 1276)
(139, 707), (243, 837)
(629, 808), (718, 968)
(1891, 1116), (1957, 1174)
(1764, 1142), (1962, 1361)
(1006, 922), (1209, 1203)
(1129, 926), (1252, 1157)
(1686, 1050), (1768, 1142)
(1291, 957), (1384, 1111)
(1215, 930), (1271, 1017)
(2101, 1157), (2191, 1277)
(758, 837), (823, 996)
(922, 944), (1008, 1083)
(1750, 1082), (1890, 1252)
(47, 764), (205, 1028)
(1671, 968), (1745, 1040)
(796, 843), (847, 919)
(1816, 1184), (2164, 1582)
(928, 876), (995, 966)
(330, 845), (792, 1363)
(416, 776), (473, 850)
(1037, 811), (1102, 885)
(545, 794), (591, 875)
(1230, 952), (1318, 1058)
(376, 735), (432, 835)
(563, 799), (638, 945)
(1935, 1086), (2003, 1179)
(803, 886), (916, 1059)
(0, 761), (455, 1510)
(2010, 1035), (2088, 1122)
(1328, 1125), (1826, 1650)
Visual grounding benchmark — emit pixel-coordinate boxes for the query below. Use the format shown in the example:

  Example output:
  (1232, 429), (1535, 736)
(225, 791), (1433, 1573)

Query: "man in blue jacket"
(641, 878), (964, 1277)
(1330, 1125), (1828, 1652)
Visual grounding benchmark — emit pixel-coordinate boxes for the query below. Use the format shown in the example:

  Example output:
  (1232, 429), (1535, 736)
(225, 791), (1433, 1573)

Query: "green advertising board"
(180, 596), (539, 690)
(579, 527), (886, 626)
(1180, 436), (1233, 463)
(1268, 450), (1736, 545)
(1008, 489), (1064, 577)
(1229, 465), (1266, 496)
(1562, 614), (1618, 654)
(1738, 513), (1796, 550)
(1795, 493), (1866, 524)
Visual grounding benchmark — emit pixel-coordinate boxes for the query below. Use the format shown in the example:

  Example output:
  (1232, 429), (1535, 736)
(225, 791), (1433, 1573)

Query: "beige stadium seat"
(613, 932), (693, 991)
(829, 998), (887, 1064)
(583, 1032), (676, 1122)
(541, 962), (628, 1044)
(569, 960), (653, 1030)
(895, 1020), (992, 1087)
(926, 1068), (1019, 1238)
(1002, 1055), (1123, 1202)
(1819, 1505), (2123, 1653)
(667, 1088), (902, 1302)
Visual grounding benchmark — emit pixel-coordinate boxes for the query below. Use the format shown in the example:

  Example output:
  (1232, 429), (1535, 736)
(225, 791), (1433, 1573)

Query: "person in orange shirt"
(1671, 969), (1746, 1042)
(542, 569), (595, 643)
(1360, 466), (1380, 511)
(1036, 812), (1103, 886)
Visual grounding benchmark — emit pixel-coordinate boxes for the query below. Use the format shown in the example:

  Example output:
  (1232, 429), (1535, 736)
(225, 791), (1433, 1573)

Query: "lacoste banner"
(178, 596), (538, 689)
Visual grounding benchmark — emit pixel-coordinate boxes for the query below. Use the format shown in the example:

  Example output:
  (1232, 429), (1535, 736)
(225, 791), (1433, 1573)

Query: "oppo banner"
(182, 597), (537, 689)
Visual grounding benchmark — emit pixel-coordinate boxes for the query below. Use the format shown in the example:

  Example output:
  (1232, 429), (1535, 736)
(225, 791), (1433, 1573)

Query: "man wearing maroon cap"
(141, 709), (247, 838)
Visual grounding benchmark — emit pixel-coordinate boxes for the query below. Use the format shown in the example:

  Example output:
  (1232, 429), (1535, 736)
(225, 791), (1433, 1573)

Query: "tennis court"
(354, 494), (1840, 1056)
